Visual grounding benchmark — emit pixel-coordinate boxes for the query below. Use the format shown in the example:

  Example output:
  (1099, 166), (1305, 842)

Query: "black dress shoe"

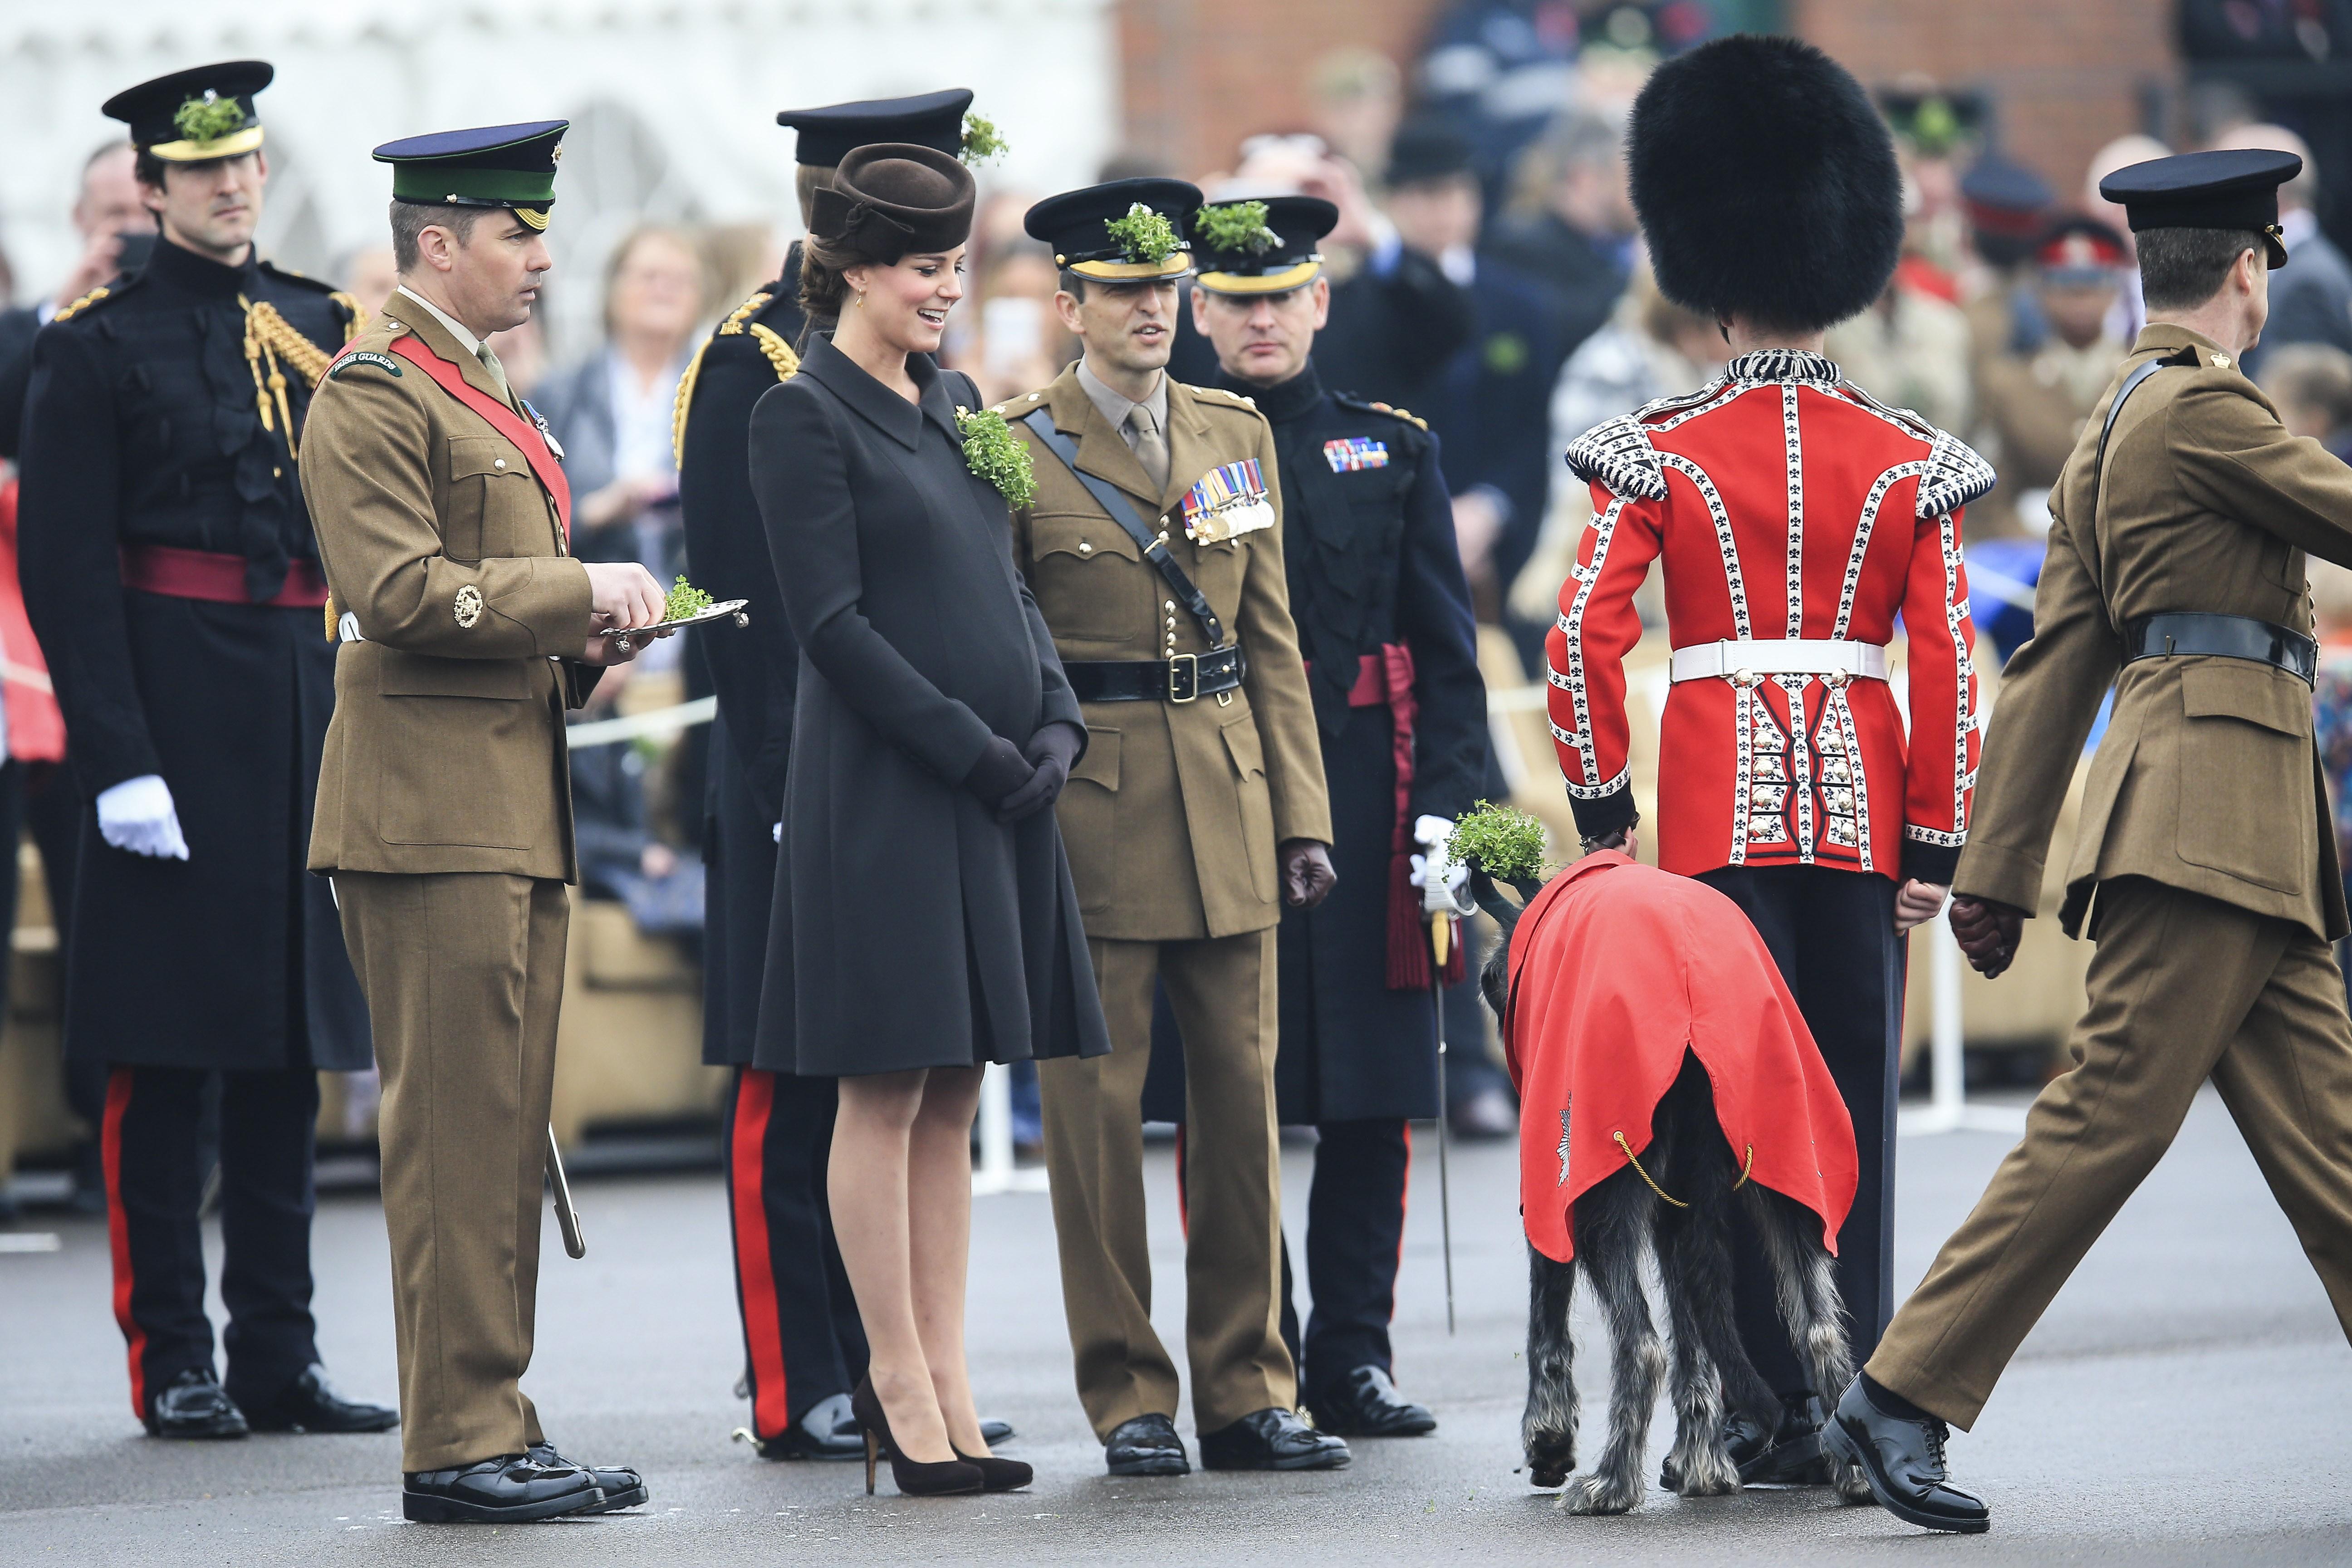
(1104, 1413), (1190, 1476)
(528, 1441), (647, 1512)
(402, 1454), (604, 1523)
(145, 1368), (248, 1440)
(1198, 1407), (1351, 1471)
(1822, 1377), (1990, 1534)
(1306, 1366), (1436, 1437)
(240, 1364), (399, 1434)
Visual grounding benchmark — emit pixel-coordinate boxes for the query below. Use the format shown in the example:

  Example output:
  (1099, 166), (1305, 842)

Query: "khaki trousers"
(1870, 877), (2352, 1428)
(1040, 929), (1293, 1437)
(335, 872), (569, 1473)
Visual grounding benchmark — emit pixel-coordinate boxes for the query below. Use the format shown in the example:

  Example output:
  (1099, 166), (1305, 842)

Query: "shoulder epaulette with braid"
(1333, 391), (1429, 431)
(54, 284), (117, 322)
(672, 287), (800, 465)
(1565, 412), (1668, 500)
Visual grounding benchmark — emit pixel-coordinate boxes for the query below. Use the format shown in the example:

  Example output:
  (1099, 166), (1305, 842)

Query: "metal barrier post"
(971, 1063), (1048, 1196)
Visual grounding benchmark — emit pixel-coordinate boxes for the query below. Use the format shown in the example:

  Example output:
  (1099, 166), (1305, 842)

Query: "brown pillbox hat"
(809, 143), (974, 263)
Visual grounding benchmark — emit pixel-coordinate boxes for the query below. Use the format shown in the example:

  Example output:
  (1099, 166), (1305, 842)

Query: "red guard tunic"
(1547, 348), (1993, 884)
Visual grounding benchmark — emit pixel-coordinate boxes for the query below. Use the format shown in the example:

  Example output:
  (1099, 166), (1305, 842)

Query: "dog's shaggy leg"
(1522, 1245), (1578, 1488)
(1651, 1104), (1749, 1499)
(1560, 1175), (1662, 1516)
(1746, 1186), (1872, 1501)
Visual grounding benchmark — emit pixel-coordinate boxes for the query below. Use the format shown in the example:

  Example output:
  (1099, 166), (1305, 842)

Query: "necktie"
(1125, 402), (1170, 493)
(476, 343), (514, 406)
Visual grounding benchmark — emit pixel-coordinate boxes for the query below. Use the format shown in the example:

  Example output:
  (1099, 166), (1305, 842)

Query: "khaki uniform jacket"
(1002, 367), (1332, 941)
(298, 305), (598, 881)
(1955, 323), (2352, 941)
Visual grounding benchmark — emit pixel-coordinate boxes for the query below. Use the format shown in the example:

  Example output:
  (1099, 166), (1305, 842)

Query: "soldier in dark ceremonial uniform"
(1142, 196), (1485, 1437)
(15, 61), (388, 1441)
(1832, 149), (2352, 1536)
(676, 87), (989, 1463)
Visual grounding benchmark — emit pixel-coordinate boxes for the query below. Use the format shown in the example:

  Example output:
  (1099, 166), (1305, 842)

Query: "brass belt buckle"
(1168, 651), (1200, 703)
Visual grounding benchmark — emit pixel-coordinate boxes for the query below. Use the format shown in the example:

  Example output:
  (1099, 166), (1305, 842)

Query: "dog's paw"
(1669, 1441), (1740, 1498)
(1524, 1437), (1575, 1490)
(1833, 1460), (1877, 1506)
(1560, 1470), (1643, 1515)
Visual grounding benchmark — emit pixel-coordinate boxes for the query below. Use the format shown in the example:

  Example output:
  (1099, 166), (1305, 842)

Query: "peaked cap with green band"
(373, 120), (568, 230)
(103, 59), (273, 163)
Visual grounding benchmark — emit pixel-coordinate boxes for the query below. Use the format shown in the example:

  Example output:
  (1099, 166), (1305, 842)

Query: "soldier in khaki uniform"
(299, 122), (669, 1525)
(1828, 149), (2352, 1534)
(1000, 179), (1346, 1476)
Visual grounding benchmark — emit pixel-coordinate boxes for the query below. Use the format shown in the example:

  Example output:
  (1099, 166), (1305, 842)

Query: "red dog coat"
(1501, 851), (1858, 1263)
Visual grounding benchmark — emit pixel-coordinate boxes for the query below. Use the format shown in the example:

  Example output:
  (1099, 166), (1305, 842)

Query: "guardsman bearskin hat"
(1628, 34), (1902, 332)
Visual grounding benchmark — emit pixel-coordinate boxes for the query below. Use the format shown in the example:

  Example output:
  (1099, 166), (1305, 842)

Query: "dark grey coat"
(749, 336), (1109, 1076)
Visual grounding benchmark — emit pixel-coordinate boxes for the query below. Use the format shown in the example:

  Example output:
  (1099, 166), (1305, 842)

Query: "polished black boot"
(145, 1368), (248, 1440)
(1305, 1366), (1436, 1438)
(1822, 1377), (1990, 1534)
(741, 1391), (865, 1460)
(240, 1364), (399, 1434)
(401, 1455), (604, 1523)
(527, 1441), (647, 1512)
(1104, 1413), (1190, 1477)
(1198, 1408), (1351, 1471)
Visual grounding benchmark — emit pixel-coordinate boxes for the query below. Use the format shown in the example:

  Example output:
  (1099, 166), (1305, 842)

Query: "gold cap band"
(1195, 257), (1323, 296)
(145, 125), (265, 163)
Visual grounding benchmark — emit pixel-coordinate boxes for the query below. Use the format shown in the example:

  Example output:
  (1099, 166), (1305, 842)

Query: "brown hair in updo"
(796, 232), (859, 331)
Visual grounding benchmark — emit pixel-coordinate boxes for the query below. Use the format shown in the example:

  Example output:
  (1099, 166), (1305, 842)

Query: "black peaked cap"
(777, 89), (972, 167)
(2100, 148), (2301, 267)
(103, 60), (273, 159)
(1630, 34), (1902, 331)
(1025, 177), (1204, 280)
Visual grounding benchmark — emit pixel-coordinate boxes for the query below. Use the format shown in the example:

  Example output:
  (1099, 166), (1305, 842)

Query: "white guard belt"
(1668, 639), (1888, 685)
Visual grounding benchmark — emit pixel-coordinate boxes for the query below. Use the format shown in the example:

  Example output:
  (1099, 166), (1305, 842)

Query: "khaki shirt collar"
(1076, 358), (1170, 448)
(394, 284), (483, 357)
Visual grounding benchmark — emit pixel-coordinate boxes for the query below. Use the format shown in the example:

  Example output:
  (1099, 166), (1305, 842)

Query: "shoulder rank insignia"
(1180, 459), (1275, 544)
(1324, 436), (1388, 473)
(672, 287), (798, 465)
(54, 285), (111, 322)
(330, 350), (402, 379)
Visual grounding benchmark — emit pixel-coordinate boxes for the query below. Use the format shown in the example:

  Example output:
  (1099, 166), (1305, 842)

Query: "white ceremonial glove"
(1413, 813), (1453, 851)
(1410, 815), (1475, 918)
(96, 774), (190, 861)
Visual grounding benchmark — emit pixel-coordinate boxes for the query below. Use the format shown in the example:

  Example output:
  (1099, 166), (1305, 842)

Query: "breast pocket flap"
(1032, 513), (1141, 564)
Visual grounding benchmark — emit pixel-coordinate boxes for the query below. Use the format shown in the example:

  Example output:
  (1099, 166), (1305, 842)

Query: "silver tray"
(600, 598), (750, 652)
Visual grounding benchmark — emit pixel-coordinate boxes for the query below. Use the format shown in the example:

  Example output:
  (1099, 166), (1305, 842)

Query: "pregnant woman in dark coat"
(749, 143), (1110, 1498)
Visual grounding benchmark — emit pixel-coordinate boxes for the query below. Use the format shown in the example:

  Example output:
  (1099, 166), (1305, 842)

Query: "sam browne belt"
(1063, 645), (1246, 703)
(2121, 612), (2317, 686)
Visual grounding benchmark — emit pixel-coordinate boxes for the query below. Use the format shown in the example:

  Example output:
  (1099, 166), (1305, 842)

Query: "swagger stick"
(547, 1125), (586, 1260)
(1428, 909), (1456, 1336)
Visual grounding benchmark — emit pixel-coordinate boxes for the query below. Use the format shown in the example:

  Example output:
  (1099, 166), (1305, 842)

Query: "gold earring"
(856, 290), (866, 310)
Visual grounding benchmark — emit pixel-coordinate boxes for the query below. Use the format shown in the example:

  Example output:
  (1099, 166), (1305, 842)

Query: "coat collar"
(144, 235), (261, 299)
(1723, 347), (1842, 387)
(1219, 358), (1322, 423)
(385, 293), (511, 408)
(2131, 320), (2235, 370)
(1045, 362), (1160, 508)
(800, 333), (961, 450)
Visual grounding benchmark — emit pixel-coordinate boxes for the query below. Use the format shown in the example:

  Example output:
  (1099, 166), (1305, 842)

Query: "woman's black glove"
(995, 722), (1084, 824)
(964, 735), (1034, 808)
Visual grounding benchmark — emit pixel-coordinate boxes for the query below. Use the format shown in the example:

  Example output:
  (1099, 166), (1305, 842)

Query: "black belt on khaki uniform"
(2121, 612), (2318, 686)
(1064, 645), (1247, 703)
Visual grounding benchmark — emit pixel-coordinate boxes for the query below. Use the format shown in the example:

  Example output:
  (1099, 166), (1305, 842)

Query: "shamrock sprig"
(664, 576), (714, 622)
(961, 113), (1009, 167)
(174, 93), (247, 144)
(1195, 200), (1281, 256)
(956, 406), (1037, 508)
(1105, 202), (1181, 266)
(1443, 801), (1553, 887)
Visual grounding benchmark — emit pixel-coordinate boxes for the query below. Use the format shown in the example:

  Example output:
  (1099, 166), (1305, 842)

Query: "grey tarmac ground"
(3, 1085), (2348, 1567)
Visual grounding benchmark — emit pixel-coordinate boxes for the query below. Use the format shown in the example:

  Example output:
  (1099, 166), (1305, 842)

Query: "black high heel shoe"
(952, 1446), (1034, 1492)
(850, 1377), (983, 1497)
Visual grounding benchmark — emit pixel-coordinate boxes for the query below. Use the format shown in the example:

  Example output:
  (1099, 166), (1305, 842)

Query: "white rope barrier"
(565, 695), (717, 749)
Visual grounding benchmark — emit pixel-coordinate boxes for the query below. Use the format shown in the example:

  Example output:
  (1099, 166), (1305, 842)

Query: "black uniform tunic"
(749, 337), (1109, 1077)
(1146, 360), (1486, 1123)
(677, 258), (806, 1070)
(15, 238), (368, 1071)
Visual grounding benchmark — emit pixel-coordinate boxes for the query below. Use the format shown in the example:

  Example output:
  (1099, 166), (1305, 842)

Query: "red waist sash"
(120, 542), (330, 608)
(1315, 643), (1465, 990)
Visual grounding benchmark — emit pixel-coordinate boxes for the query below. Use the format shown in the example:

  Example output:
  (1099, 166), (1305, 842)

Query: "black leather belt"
(1064, 646), (1247, 703)
(2121, 612), (2317, 686)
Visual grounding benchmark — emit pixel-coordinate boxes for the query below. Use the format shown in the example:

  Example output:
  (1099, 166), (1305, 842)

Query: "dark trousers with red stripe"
(103, 1065), (321, 1418)
(1176, 1117), (1413, 1402)
(722, 1067), (866, 1437)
